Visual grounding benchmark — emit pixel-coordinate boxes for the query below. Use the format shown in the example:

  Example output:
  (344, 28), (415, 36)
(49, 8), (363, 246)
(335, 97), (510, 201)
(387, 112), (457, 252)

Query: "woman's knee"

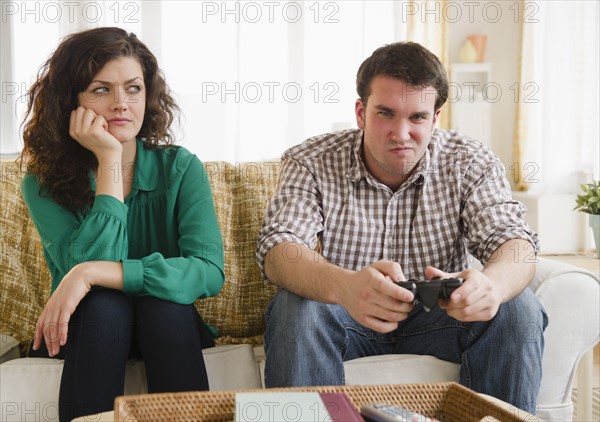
(134, 296), (211, 346)
(135, 295), (195, 326)
(64, 282), (131, 348)
(73, 289), (134, 345)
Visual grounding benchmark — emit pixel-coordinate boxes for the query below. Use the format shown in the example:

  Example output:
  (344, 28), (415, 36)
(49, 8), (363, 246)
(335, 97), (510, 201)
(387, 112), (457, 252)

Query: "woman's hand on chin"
(69, 106), (122, 159)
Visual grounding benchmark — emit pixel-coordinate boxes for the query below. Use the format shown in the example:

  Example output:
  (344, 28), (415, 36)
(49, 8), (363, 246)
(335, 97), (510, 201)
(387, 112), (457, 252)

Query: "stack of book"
(234, 391), (364, 421)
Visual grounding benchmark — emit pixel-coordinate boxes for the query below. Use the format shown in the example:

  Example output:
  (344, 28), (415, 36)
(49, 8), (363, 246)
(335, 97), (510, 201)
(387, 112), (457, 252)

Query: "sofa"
(1, 159), (598, 422)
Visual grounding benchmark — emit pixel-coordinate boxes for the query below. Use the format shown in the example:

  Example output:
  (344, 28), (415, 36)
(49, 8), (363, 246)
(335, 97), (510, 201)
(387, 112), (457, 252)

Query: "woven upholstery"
(0, 161), (51, 349)
(0, 160), (280, 347)
(196, 162), (280, 343)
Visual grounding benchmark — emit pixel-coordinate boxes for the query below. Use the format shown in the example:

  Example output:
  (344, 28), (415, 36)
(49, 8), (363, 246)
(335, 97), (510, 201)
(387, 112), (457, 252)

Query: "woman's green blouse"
(21, 139), (225, 305)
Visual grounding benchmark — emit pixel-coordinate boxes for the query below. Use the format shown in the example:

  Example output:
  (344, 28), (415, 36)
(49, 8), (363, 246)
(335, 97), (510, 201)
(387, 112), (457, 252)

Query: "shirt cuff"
(91, 195), (128, 223)
(122, 259), (144, 296)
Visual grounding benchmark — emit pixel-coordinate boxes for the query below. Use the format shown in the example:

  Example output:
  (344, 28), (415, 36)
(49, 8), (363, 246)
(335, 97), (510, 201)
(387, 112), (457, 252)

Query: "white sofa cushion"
(1, 358), (63, 422)
(204, 344), (262, 391)
(0, 344), (260, 422)
(344, 354), (460, 385)
(253, 344), (460, 388)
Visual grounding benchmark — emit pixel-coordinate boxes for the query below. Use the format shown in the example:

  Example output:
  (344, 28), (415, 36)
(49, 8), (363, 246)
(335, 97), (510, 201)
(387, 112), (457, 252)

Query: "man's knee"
(496, 288), (548, 343)
(265, 289), (338, 344)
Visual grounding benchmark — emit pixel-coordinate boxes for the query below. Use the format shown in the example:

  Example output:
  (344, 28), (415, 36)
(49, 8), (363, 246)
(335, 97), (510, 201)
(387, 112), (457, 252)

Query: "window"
(1, 1), (435, 162)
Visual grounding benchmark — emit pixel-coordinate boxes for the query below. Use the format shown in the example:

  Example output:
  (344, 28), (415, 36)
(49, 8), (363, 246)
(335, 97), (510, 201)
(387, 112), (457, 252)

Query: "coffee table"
(113, 382), (534, 421)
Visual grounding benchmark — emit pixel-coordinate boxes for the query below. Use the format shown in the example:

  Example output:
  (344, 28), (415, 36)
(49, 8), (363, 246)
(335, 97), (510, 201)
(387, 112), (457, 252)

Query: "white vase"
(459, 39), (478, 63)
(467, 34), (487, 62)
(589, 214), (600, 258)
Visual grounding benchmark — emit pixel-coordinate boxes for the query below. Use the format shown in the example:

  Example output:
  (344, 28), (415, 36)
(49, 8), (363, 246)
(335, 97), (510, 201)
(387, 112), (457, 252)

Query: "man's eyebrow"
(374, 105), (431, 117)
(412, 111), (431, 117)
(89, 77), (143, 85)
(374, 104), (395, 113)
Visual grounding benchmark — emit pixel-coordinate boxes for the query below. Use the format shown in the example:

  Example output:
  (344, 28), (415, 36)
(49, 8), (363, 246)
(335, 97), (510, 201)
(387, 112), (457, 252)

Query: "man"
(256, 42), (547, 414)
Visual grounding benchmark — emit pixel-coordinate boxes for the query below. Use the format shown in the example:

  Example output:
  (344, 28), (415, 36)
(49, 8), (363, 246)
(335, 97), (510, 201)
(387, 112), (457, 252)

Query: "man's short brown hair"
(356, 42), (449, 111)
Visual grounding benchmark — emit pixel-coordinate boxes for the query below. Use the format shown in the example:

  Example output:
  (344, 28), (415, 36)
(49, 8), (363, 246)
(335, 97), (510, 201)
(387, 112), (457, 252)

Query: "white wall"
(447, 1), (593, 253)
(447, 0), (521, 181)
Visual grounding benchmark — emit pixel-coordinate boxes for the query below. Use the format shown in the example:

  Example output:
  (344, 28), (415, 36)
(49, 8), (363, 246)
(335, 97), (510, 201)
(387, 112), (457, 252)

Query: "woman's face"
(77, 56), (146, 145)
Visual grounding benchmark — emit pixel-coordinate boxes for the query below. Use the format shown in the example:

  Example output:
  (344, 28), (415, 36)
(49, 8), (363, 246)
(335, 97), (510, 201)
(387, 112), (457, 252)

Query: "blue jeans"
(264, 288), (548, 414)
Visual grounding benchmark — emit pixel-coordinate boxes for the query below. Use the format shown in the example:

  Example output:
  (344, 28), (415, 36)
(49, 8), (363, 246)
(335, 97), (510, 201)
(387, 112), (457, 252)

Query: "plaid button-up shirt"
(257, 129), (539, 280)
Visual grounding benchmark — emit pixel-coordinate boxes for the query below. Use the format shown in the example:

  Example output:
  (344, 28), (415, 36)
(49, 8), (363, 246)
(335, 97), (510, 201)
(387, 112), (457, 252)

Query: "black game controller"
(395, 278), (464, 311)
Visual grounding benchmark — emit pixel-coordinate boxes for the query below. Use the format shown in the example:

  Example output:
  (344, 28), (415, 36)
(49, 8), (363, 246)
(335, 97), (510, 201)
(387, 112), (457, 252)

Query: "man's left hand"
(424, 266), (506, 322)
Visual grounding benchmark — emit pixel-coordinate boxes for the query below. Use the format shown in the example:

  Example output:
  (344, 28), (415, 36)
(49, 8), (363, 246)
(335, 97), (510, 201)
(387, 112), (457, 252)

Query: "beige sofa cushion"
(197, 162), (280, 344)
(0, 160), (280, 347)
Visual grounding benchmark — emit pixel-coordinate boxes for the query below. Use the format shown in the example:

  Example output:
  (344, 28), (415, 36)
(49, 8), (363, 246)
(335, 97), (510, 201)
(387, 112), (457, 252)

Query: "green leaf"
(575, 180), (600, 215)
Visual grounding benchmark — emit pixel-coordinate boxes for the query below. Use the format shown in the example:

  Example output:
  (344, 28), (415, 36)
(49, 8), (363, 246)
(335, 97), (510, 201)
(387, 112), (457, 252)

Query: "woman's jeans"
(264, 288), (548, 415)
(29, 289), (214, 422)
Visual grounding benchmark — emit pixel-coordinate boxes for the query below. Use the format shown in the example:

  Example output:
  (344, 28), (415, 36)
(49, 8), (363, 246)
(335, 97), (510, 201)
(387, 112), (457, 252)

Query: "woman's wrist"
(95, 154), (125, 201)
(72, 262), (95, 290)
(79, 261), (125, 290)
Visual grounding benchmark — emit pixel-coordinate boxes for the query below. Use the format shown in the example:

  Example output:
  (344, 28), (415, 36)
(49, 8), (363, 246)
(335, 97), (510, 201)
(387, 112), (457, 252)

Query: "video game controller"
(395, 277), (464, 311)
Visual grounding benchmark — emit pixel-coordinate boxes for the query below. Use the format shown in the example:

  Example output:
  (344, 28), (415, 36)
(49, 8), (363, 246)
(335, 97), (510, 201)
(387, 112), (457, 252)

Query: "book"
(235, 391), (364, 422)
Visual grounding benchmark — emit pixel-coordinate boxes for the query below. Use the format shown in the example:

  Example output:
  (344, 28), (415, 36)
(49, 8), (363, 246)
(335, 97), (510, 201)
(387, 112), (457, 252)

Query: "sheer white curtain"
(154, 1), (426, 162)
(0, 0), (141, 155)
(514, 0), (599, 193)
(1, 1), (447, 162)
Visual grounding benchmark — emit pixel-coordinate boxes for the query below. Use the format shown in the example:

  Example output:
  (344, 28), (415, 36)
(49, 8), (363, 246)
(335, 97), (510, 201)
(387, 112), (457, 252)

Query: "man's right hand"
(339, 260), (415, 333)
(264, 245), (415, 333)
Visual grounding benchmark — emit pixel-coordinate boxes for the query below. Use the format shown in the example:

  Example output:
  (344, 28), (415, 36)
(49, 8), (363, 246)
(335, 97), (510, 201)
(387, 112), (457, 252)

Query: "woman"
(20, 27), (224, 421)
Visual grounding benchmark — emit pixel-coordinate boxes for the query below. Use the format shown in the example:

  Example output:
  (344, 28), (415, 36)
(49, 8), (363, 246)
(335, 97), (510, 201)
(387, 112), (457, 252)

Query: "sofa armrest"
(529, 257), (599, 409)
(0, 334), (20, 364)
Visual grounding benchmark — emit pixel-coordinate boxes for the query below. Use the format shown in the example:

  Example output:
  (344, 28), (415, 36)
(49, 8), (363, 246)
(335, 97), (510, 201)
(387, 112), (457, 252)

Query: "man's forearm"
(482, 239), (536, 302)
(264, 242), (352, 304)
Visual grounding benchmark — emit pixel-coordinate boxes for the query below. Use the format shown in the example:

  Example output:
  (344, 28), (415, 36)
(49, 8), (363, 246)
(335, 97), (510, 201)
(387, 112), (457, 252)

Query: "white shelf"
(450, 62), (493, 72)
(449, 62), (492, 147)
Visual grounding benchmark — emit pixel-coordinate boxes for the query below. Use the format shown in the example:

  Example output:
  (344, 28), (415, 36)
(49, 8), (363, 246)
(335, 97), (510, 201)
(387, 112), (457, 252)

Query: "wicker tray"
(114, 382), (533, 421)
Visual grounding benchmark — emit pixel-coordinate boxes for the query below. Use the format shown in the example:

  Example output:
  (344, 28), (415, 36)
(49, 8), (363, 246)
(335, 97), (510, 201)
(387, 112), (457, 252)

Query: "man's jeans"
(264, 288), (548, 414)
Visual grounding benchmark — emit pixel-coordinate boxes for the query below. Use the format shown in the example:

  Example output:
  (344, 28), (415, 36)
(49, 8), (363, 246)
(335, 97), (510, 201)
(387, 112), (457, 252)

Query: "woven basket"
(114, 382), (532, 422)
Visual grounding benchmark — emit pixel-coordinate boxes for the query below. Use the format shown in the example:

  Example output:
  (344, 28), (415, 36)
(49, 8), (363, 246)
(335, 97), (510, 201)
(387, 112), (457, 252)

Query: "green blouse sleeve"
(121, 156), (225, 304)
(21, 174), (129, 292)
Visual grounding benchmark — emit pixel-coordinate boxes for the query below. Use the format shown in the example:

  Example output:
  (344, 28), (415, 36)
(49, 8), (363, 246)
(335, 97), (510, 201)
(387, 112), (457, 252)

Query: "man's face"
(355, 75), (440, 190)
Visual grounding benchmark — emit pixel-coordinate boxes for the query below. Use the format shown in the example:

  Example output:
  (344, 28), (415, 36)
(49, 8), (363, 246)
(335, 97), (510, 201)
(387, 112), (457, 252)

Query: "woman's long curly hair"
(21, 27), (180, 213)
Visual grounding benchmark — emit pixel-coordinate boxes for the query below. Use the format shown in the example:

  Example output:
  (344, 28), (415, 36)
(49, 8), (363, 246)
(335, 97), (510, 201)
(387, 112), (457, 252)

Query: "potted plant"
(574, 180), (600, 258)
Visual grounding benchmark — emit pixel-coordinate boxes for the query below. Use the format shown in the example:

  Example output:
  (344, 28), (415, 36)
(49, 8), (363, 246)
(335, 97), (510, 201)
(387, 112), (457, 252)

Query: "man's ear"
(432, 109), (441, 127)
(355, 98), (366, 129)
